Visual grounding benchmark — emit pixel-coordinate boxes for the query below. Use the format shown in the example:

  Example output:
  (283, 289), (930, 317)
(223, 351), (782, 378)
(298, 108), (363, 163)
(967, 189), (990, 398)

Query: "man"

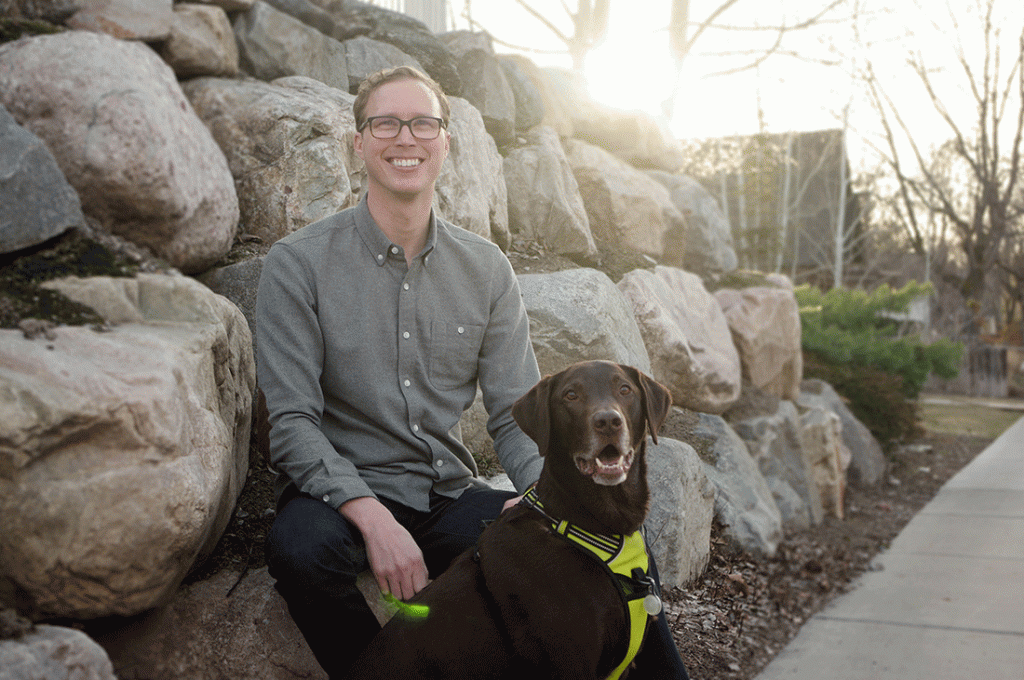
(257, 66), (688, 679)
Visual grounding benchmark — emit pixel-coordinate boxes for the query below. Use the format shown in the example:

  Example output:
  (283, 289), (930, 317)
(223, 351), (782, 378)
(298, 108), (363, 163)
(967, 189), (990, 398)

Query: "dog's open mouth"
(575, 445), (634, 486)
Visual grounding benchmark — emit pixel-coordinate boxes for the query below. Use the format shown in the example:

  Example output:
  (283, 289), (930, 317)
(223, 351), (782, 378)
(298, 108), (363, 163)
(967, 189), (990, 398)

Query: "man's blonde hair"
(353, 66), (451, 130)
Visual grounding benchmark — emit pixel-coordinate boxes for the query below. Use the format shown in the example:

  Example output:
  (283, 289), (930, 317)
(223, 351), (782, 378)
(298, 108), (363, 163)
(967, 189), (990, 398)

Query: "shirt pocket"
(429, 321), (485, 391)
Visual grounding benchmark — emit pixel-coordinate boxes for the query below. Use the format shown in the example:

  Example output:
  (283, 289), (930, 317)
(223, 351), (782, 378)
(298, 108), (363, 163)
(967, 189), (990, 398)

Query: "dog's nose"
(592, 410), (623, 435)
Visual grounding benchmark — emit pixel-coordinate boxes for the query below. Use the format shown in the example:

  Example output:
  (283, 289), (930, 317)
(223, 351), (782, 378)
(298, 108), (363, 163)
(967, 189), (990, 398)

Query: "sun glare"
(583, 38), (677, 121)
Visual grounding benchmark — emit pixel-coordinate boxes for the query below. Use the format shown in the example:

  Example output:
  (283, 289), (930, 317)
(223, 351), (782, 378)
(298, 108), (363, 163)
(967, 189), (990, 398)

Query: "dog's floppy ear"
(512, 374), (555, 457)
(622, 366), (672, 444)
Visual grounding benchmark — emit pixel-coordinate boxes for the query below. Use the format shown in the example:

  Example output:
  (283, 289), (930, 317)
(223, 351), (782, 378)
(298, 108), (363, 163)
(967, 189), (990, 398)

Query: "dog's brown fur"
(344, 361), (672, 680)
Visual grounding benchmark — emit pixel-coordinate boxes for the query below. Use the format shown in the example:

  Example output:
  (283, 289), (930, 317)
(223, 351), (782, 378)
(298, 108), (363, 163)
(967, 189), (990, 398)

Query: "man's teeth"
(391, 158), (421, 167)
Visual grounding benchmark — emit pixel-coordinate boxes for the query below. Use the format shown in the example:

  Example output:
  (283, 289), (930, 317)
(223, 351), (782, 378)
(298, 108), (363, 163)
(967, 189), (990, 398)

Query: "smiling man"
(256, 67), (543, 679)
(256, 66), (688, 679)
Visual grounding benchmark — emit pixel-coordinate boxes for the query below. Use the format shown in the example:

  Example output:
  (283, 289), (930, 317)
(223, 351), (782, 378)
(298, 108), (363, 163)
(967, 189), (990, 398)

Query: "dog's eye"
(564, 390), (579, 401)
(619, 384), (632, 396)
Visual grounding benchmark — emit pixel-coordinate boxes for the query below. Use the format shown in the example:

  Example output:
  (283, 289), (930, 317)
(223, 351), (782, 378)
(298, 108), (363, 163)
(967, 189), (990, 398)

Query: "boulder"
(67, 0), (173, 41)
(732, 401), (820, 529)
(233, 0), (350, 91)
(618, 266), (741, 414)
(518, 268), (651, 377)
(435, 97), (510, 250)
(0, 107), (83, 255)
(715, 282), (803, 401)
(344, 35), (423, 92)
(182, 75), (360, 247)
(160, 2), (239, 79)
(646, 438), (716, 587)
(689, 412), (782, 556)
(564, 138), (684, 263)
(327, 1), (462, 96)
(3, 0), (83, 22)
(495, 54), (545, 132)
(647, 171), (737, 276)
(0, 625), (115, 680)
(0, 31), (238, 274)
(196, 256), (265, 355)
(798, 406), (851, 520)
(503, 126), (596, 259)
(0, 274), (255, 619)
(798, 379), (887, 487)
(440, 31), (516, 148)
(92, 568), (325, 680)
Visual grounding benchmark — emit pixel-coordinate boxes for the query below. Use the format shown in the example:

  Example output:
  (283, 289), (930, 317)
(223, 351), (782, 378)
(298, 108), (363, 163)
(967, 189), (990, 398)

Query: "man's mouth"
(575, 445), (634, 486)
(390, 158), (422, 168)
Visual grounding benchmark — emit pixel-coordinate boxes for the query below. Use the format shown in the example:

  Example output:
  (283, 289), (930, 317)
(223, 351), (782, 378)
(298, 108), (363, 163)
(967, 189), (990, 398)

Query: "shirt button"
(457, 326), (465, 334)
(322, 494), (330, 502)
(404, 379), (411, 387)
(436, 459), (445, 467)
(413, 424), (420, 432)
(376, 254), (384, 262)
(403, 283), (410, 290)
(403, 331), (410, 339)
(391, 246), (400, 255)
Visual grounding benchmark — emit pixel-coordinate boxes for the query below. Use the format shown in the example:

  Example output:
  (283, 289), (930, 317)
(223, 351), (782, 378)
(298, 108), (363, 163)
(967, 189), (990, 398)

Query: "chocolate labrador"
(345, 360), (672, 680)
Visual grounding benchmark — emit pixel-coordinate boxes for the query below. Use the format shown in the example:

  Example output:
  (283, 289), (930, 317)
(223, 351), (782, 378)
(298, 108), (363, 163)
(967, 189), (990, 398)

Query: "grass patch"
(917, 396), (1023, 440)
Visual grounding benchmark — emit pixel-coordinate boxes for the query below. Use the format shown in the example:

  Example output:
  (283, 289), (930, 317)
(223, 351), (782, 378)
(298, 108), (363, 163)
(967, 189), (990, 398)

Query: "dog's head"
(512, 361), (672, 488)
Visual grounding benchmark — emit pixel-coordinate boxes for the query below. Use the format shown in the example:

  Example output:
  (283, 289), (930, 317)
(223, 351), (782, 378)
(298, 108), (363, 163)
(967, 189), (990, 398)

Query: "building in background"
(368, 0), (448, 33)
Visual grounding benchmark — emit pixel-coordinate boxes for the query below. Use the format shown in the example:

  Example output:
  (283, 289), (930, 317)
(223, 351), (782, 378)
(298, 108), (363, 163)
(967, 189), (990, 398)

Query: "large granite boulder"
(646, 438), (716, 587)
(435, 97), (510, 250)
(440, 31), (516, 148)
(67, 0), (173, 40)
(0, 31), (238, 274)
(798, 379), (887, 487)
(648, 171), (737, 276)
(233, 0), (350, 91)
(732, 401), (820, 530)
(715, 281), (803, 401)
(689, 412), (782, 556)
(798, 405), (851, 520)
(0, 274), (255, 619)
(503, 126), (596, 259)
(518, 268), (651, 377)
(0, 107), (83, 255)
(183, 75), (360, 246)
(564, 138), (685, 263)
(160, 2), (240, 79)
(618, 266), (741, 414)
(0, 624), (116, 680)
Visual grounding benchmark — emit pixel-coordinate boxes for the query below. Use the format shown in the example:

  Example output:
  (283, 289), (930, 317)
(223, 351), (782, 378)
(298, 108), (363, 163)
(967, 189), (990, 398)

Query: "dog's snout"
(592, 409), (624, 435)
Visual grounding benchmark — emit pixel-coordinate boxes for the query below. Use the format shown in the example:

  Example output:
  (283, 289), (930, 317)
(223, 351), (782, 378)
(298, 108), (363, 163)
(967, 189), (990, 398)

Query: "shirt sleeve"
(256, 241), (375, 508)
(477, 254), (544, 492)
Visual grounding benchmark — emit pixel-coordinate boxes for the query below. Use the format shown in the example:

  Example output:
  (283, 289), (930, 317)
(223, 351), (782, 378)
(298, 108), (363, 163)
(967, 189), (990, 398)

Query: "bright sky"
(450, 0), (1024, 171)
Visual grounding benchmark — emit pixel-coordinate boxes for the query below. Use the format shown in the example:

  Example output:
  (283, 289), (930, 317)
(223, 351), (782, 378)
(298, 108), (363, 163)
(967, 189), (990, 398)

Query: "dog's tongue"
(578, 447), (632, 485)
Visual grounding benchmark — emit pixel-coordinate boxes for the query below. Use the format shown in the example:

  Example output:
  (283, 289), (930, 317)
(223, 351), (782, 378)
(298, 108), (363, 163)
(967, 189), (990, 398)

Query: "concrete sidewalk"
(754, 415), (1024, 680)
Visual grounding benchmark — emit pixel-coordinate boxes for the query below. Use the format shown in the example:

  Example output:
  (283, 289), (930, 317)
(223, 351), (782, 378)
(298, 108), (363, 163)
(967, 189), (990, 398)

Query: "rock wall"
(0, 2), (885, 677)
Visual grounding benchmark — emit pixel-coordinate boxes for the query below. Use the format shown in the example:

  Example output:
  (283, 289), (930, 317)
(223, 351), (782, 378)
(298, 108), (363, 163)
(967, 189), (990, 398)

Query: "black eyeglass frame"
(358, 116), (448, 140)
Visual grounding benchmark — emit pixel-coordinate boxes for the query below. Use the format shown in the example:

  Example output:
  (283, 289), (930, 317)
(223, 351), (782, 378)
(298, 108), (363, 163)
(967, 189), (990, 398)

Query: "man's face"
(354, 78), (450, 202)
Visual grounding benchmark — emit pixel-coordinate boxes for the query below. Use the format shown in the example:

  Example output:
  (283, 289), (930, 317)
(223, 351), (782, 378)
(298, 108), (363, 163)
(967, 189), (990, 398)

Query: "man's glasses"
(359, 116), (447, 140)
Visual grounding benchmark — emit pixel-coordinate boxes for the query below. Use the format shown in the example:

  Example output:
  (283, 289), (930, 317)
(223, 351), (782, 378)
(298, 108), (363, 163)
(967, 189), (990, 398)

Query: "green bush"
(796, 281), (963, 446)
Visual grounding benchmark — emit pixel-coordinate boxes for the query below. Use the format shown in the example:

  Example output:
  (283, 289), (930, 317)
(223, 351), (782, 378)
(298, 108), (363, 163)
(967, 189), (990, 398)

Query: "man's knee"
(266, 496), (365, 586)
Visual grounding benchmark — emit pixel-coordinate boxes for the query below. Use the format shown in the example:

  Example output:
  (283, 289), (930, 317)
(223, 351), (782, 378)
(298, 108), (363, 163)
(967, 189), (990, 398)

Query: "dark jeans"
(265, 486), (689, 679)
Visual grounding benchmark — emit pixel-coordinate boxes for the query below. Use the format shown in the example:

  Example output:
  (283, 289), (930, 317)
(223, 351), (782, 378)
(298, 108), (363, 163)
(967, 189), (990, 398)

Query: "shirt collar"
(354, 194), (438, 267)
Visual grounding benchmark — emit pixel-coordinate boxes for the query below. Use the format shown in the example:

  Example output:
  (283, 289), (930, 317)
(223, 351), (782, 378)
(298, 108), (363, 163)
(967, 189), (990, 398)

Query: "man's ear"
(512, 375), (554, 457)
(354, 130), (364, 160)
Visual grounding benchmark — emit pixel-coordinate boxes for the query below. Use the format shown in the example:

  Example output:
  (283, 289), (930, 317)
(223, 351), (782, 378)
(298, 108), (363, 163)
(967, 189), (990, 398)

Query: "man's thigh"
(417, 486), (518, 577)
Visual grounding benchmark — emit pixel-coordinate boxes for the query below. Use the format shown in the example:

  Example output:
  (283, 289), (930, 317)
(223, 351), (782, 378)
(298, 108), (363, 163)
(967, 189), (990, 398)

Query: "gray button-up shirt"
(256, 197), (543, 512)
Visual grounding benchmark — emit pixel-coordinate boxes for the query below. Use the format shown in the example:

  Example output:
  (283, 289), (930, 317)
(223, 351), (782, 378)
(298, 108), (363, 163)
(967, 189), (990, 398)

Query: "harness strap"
(521, 488), (659, 680)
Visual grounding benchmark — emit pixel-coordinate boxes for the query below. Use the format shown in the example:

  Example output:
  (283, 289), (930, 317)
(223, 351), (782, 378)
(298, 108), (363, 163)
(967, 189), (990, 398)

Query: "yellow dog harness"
(521, 488), (662, 680)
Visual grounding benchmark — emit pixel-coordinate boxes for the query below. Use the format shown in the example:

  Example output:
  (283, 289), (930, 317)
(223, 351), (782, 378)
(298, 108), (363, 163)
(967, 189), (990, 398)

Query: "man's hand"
(340, 496), (428, 601)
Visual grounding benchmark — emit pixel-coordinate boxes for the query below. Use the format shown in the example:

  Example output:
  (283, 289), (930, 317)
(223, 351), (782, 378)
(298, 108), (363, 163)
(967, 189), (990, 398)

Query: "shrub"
(796, 281), (963, 447)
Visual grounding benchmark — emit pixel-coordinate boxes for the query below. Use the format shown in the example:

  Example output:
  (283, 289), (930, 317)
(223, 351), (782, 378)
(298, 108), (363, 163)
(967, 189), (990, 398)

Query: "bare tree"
(460, 0), (849, 98)
(859, 0), (1024, 325)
